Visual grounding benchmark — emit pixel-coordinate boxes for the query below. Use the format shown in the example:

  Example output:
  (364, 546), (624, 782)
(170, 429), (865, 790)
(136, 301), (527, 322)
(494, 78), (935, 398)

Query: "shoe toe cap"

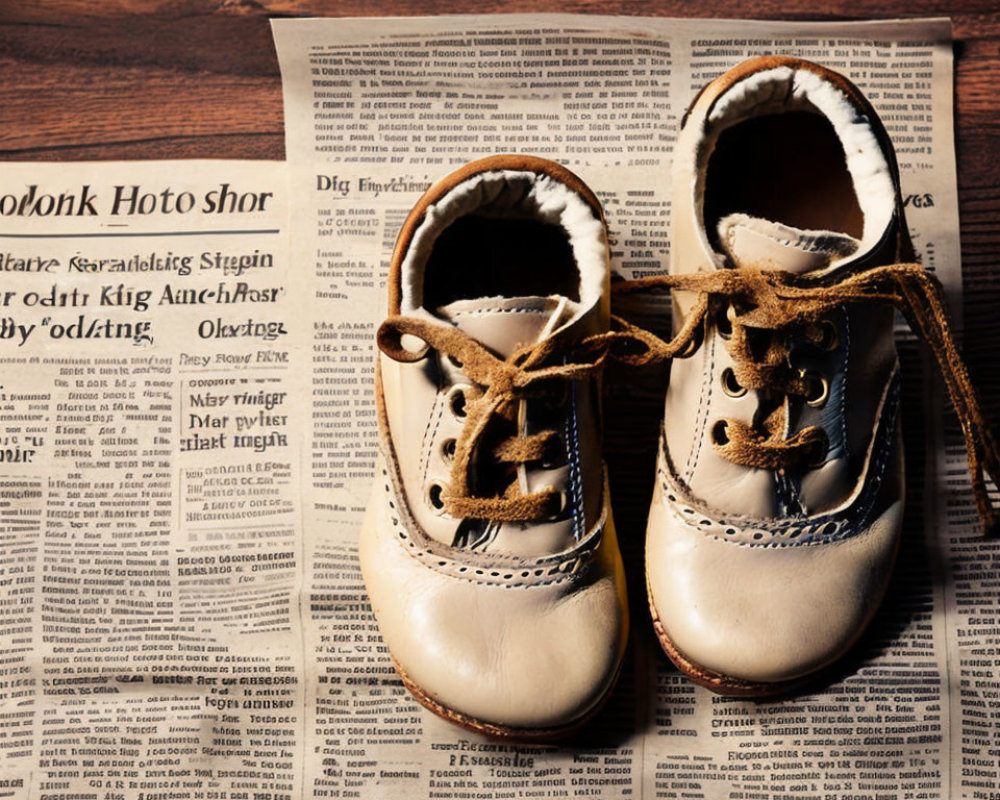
(399, 569), (624, 729)
(361, 486), (627, 732)
(647, 494), (902, 687)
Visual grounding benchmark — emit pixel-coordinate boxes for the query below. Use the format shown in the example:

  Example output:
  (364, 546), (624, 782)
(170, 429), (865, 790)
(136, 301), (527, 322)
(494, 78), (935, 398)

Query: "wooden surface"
(1, 0), (997, 421)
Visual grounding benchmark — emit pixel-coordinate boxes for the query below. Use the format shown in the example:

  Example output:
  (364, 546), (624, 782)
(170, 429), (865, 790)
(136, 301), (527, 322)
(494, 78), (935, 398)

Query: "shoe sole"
(391, 652), (624, 741)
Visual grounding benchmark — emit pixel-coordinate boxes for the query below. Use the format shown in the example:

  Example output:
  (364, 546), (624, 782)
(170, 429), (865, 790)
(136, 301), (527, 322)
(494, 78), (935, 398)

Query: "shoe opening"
(704, 110), (864, 247)
(423, 214), (579, 309)
(696, 65), (896, 265)
(399, 168), (606, 321)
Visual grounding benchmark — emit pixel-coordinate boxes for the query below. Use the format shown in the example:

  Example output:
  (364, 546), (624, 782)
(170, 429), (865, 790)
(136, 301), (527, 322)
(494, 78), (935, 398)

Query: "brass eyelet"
(801, 370), (830, 407)
(805, 320), (840, 351)
(721, 367), (747, 398)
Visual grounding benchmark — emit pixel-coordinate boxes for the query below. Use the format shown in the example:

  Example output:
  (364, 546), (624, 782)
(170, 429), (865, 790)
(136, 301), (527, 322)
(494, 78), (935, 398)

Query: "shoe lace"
(614, 263), (1000, 535)
(377, 314), (657, 522)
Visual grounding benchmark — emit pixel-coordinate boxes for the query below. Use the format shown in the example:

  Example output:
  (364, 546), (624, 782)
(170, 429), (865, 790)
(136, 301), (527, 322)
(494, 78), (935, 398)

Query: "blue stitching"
(839, 306), (850, 456)
(567, 382), (585, 540)
(685, 331), (715, 480)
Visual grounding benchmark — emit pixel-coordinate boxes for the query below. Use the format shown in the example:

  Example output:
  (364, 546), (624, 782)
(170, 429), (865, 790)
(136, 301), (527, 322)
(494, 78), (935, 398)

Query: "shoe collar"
(676, 58), (902, 280)
(394, 160), (608, 331)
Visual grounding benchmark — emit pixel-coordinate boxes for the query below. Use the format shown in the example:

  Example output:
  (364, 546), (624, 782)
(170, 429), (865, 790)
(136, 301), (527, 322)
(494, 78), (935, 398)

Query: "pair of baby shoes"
(360, 56), (999, 737)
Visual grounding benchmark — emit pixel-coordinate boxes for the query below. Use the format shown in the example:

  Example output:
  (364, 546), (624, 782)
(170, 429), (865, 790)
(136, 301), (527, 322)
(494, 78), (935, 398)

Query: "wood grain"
(1, 1), (998, 422)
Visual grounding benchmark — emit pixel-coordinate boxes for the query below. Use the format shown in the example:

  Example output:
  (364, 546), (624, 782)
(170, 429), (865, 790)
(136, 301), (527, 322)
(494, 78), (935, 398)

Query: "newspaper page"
(0, 13), (988, 800)
(271, 13), (994, 800)
(0, 161), (310, 800)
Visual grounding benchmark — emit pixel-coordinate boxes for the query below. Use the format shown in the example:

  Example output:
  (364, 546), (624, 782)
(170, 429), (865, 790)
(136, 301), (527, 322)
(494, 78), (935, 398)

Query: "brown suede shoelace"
(377, 315), (652, 522)
(614, 263), (1000, 535)
(378, 263), (999, 533)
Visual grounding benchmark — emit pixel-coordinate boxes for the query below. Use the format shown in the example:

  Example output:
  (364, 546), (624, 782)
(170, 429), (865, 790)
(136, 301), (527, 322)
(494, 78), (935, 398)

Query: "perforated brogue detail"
(378, 463), (606, 588)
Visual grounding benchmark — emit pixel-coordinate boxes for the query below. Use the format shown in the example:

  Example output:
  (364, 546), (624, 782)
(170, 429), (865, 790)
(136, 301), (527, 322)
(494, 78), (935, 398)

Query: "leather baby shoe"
(623, 56), (1000, 696)
(361, 155), (629, 736)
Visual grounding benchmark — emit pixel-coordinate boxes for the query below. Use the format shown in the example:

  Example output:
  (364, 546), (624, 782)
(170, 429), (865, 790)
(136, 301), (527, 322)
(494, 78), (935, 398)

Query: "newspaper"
(271, 13), (993, 800)
(0, 12), (994, 800)
(0, 161), (310, 799)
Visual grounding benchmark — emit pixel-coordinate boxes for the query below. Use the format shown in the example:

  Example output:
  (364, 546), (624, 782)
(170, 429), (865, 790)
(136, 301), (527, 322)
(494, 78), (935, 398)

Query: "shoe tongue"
(435, 295), (574, 357)
(717, 213), (860, 274)
(434, 294), (580, 559)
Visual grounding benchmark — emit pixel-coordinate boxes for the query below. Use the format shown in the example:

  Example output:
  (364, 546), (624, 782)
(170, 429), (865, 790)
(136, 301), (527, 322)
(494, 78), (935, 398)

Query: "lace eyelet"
(543, 383), (569, 411)
(446, 386), (469, 419)
(721, 367), (747, 398)
(426, 481), (448, 514)
(441, 438), (457, 462)
(677, 322), (705, 357)
(548, 488), (569, 520)
(801, 370), (830, 407)
(540, 434), (564, 469)
(400, 333), (428, 356)
(447, 354), (464, 369)
(711, 419), (730, 446)
(716, 304), (733, 340)
(805, 320), (839, 351)
(808, 430), (830, 468)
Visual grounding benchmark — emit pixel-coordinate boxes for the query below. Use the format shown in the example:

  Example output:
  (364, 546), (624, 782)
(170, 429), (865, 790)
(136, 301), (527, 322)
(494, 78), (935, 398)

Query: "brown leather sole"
(646, 582), (813, 699)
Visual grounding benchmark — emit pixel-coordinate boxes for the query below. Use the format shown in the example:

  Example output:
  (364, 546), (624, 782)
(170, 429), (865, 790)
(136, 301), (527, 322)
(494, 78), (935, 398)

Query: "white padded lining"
(703, 66), (895, 266)
(399, 169), (607, 329)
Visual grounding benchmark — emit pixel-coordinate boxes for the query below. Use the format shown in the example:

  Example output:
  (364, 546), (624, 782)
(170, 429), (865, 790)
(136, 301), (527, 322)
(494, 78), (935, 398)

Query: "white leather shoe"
(643, 57), (922, 695)
(362, 155), (628, 736)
